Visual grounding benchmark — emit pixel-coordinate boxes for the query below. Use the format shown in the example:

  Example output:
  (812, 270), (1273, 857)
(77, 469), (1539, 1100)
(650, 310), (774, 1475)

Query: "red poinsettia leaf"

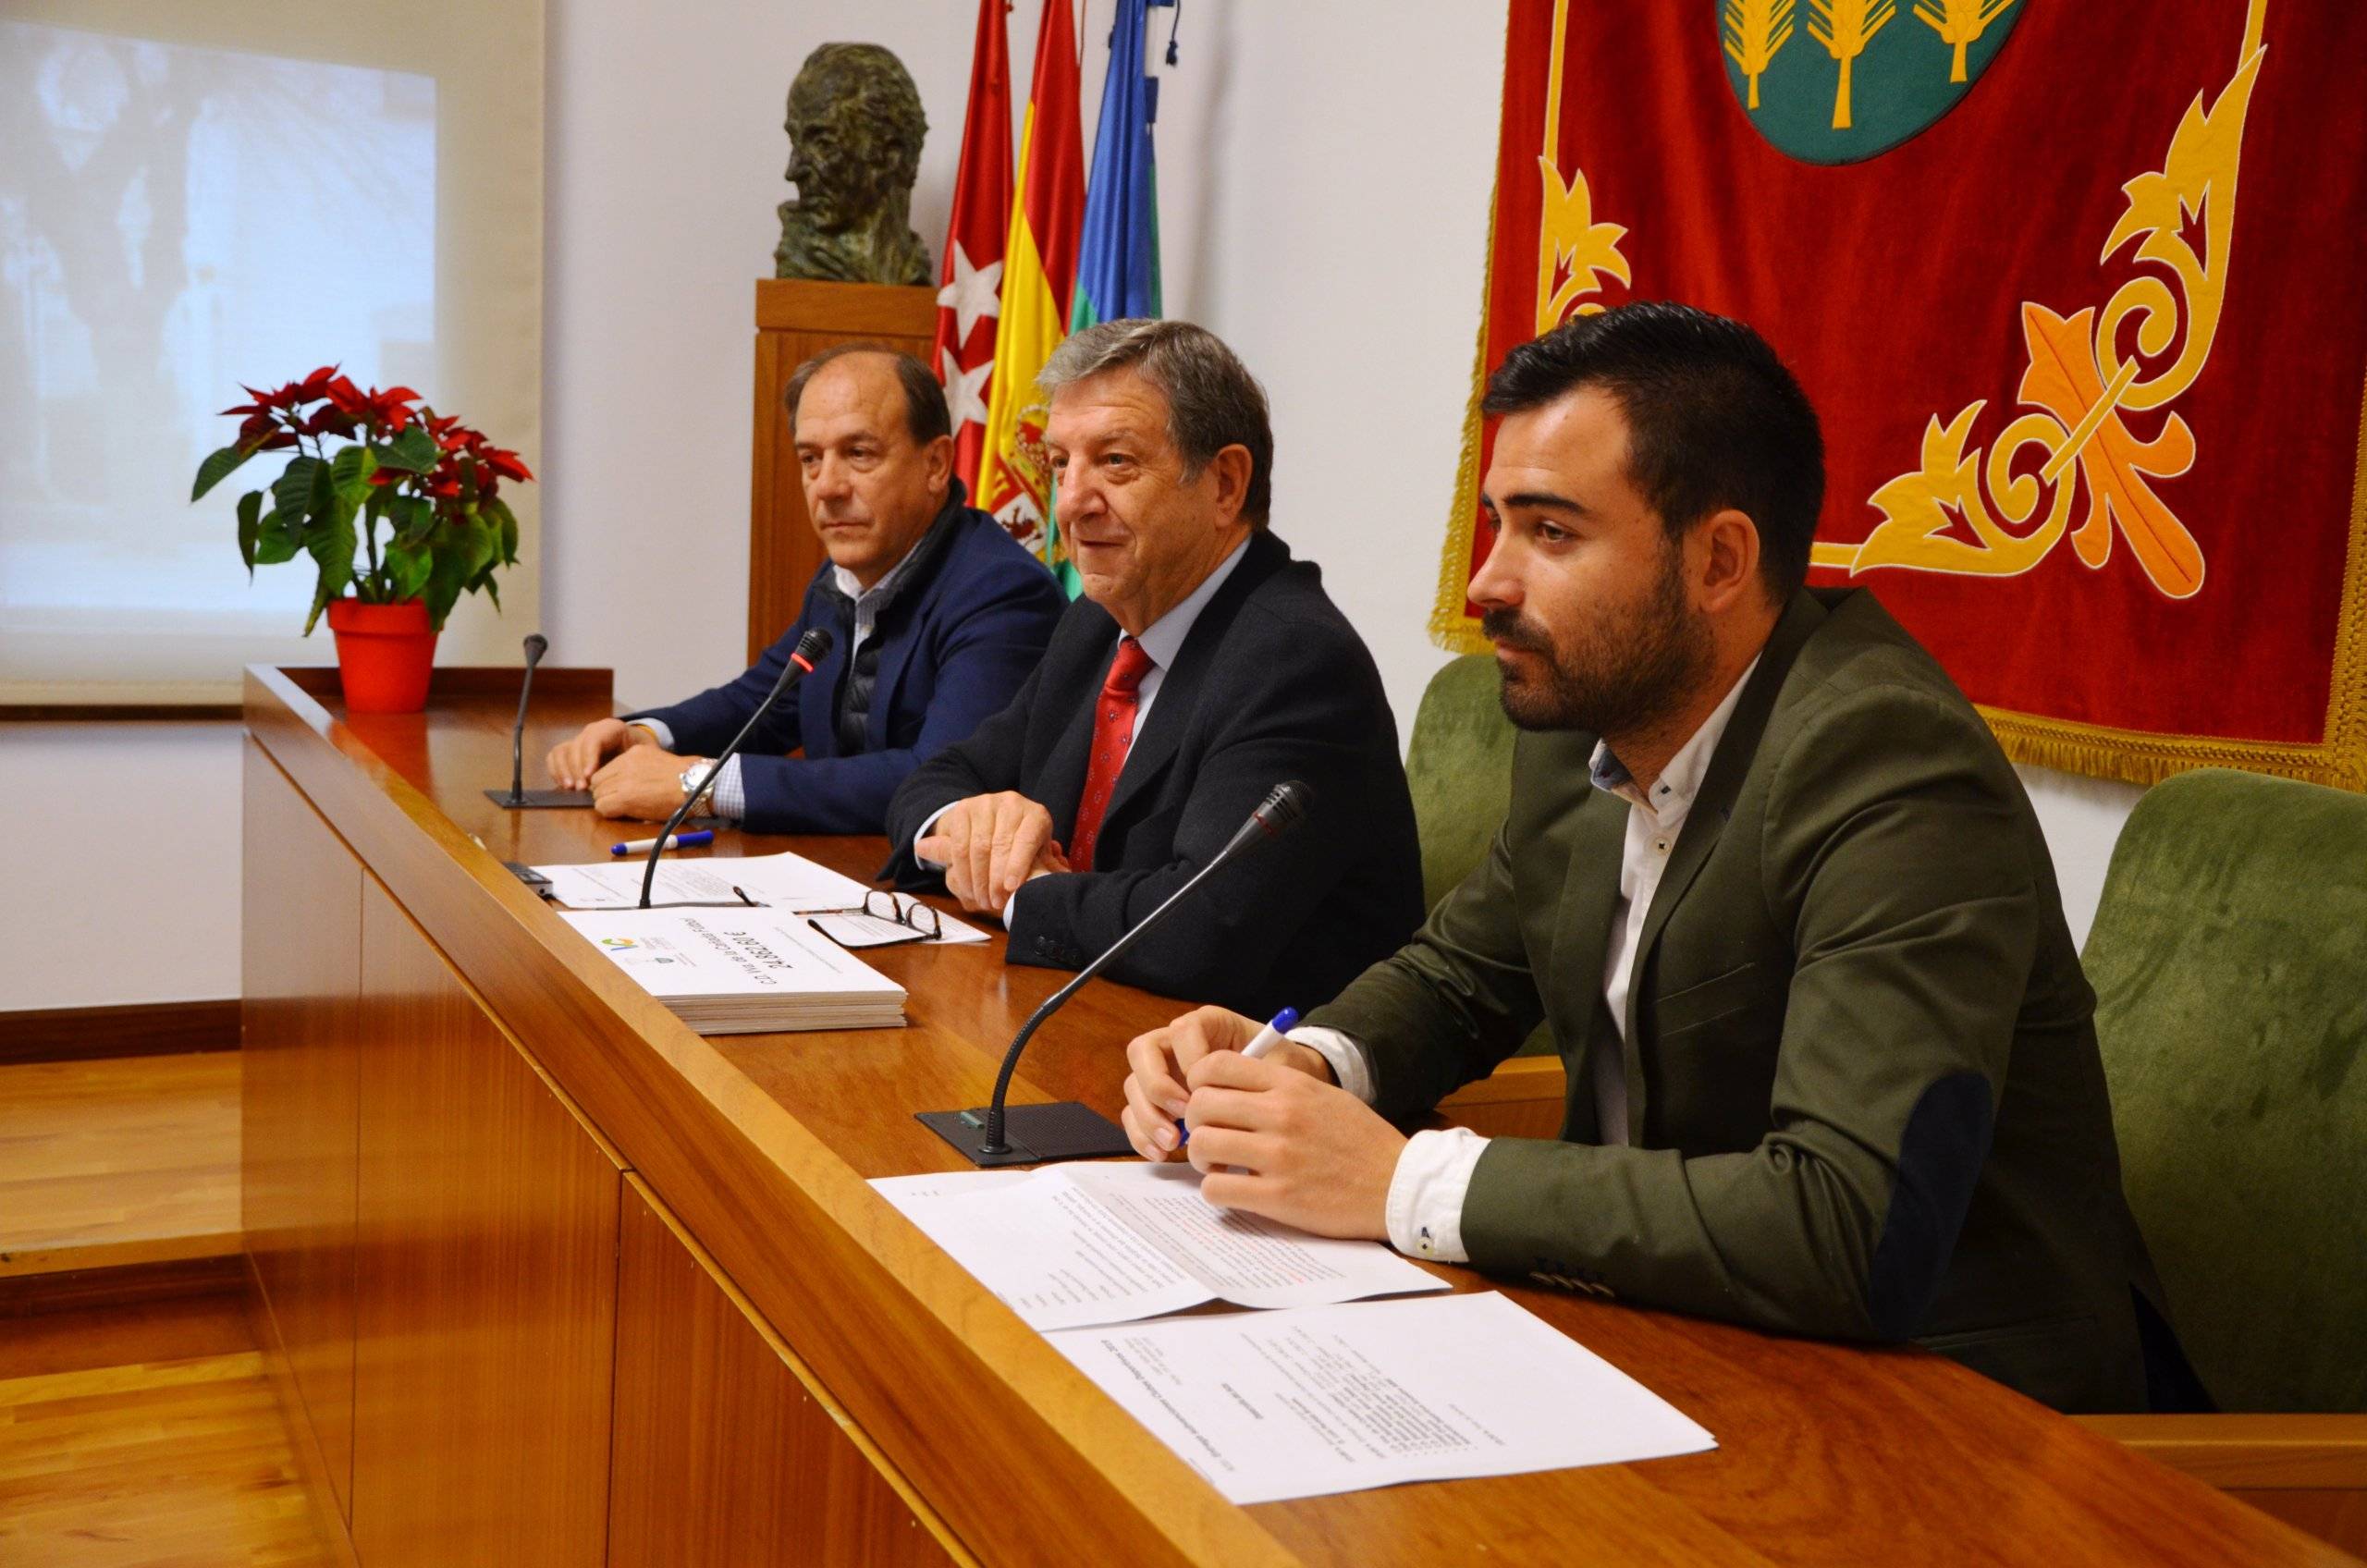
(261, 432), (300, 449)
(485, 450), (533, 483)
(377, 386), (421, 406)
(368, 470), (403, 486)
(219, 403), (262, 417)
(297, 364), (340, 398)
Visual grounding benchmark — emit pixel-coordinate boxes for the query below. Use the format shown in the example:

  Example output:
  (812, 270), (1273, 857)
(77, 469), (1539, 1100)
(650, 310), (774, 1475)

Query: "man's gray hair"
(1037, 319), (1274, 525)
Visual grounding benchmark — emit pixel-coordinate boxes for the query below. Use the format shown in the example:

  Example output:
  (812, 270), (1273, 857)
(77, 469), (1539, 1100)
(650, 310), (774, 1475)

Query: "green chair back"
(1404, 654), (1556, 1061)
(1404, 654), (1519, 913)
(2082, 767), (2367, 1412)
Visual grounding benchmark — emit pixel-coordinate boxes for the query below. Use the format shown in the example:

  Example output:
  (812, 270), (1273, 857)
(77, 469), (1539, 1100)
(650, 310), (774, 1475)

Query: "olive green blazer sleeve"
(1305, 817), (1550, 1124)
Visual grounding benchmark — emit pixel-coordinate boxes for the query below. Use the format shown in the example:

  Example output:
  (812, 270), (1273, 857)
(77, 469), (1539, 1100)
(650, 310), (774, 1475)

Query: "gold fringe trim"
(1429, 132), (1502, 658)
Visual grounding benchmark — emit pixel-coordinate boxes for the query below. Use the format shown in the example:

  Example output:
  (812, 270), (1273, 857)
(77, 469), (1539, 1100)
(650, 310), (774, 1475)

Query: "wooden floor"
(0, 1054), (242, 1278)
(0, 1047), (333, 1564)
(0, 1284), (333, 1567)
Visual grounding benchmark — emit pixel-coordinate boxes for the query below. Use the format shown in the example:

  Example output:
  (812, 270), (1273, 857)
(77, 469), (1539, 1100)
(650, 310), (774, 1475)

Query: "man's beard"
(1481, 545), (1713, 737)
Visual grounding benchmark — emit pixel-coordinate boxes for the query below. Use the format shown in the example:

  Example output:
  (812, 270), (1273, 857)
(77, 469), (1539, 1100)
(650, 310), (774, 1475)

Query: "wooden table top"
(242, 665), (2350, 1568)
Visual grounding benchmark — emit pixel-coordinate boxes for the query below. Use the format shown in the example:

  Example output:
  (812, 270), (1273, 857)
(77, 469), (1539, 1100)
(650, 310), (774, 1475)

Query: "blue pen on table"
(609, 828), (715, 857)
(1177, 1007), (1298, 1149)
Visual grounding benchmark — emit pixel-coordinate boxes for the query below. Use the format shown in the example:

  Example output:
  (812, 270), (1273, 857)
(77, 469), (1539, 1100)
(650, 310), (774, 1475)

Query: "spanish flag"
(976, 0), (1085, 590)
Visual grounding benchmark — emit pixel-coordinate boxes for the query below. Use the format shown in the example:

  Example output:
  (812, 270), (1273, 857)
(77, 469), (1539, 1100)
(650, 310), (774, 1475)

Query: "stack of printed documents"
(563, 907), (905, 1033)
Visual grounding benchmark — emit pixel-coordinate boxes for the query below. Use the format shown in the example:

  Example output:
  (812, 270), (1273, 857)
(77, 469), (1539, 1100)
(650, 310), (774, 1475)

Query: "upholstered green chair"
(2082, 767), (2367, 1413)
(1403, 655), (1563, 1089)
(1404, 653), (1521, 913)
(2076, 767), (2367, 1553)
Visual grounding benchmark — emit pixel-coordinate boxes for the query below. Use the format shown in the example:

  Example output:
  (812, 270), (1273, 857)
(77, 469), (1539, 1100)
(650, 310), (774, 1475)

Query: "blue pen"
(609, 828), (715, 856)
(1179, 1007), (1298, 1148)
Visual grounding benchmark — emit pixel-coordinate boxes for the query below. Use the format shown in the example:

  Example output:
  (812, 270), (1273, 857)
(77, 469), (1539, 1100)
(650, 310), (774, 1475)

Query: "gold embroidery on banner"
(1534, 0), (1631, 333)
(1814, 3), (2265, 599)
(1809, 0), (1897, 129)
(1723, 0), (1797, 111)
(1913, 0), (2017, 85)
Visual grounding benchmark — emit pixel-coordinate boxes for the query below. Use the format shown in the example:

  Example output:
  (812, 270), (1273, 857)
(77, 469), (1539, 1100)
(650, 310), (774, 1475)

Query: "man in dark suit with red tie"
(885, 320), (1423, 1016)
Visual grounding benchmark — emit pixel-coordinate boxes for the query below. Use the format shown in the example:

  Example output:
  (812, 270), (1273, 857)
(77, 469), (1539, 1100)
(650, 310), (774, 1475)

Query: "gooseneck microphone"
(916, 780), (1316, 1167)
(485, 634), (593, 808)
(506, 633), (547, 804)
(636, 627), (831, 909)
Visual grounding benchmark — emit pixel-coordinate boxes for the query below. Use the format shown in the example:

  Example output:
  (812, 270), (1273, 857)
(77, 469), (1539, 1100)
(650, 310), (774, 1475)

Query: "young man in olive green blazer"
(1119, 303), (2188, 1414)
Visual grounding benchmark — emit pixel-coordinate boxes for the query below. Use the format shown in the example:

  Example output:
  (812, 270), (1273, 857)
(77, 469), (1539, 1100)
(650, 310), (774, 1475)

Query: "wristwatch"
(678, 758), (717, 811)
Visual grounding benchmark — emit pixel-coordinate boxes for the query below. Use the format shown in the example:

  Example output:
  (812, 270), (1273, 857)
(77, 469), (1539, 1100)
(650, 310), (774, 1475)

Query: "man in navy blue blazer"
(546, 348), (1064, 834)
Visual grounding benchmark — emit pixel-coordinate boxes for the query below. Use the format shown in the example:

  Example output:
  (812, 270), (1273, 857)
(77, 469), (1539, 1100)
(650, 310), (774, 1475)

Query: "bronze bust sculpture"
(774, 43), (932, 286)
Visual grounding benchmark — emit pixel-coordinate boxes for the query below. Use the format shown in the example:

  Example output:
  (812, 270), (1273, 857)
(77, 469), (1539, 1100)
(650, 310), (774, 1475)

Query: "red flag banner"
(932, 0), (1013, 492)
(1435, 0), (2367, 790)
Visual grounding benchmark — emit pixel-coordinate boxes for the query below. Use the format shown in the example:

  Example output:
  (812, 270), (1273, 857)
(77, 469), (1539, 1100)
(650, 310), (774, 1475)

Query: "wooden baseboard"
(0, 1254), (244, 1317)
(0, 704), (242, 721)
(0, 1000), (241, 1066)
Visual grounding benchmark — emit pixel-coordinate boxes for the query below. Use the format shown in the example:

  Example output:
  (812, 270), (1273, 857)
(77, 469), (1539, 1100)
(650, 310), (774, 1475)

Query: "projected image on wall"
(0, 22), (435, 683)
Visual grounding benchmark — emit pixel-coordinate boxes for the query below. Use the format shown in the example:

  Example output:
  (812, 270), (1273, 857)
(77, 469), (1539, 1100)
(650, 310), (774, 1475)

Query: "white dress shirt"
(632, 545), (931, 819)
(1295, 655), (1761, 1264)
(908, 537), (1253, 924)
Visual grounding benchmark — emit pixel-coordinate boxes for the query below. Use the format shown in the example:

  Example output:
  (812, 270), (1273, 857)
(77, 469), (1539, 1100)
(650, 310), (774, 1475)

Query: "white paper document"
(871, 1162), (1447, 1330)
(533, 852), (989, 945)
(1048, 1292), (1716, 1503)
(533, 849), (871, 912)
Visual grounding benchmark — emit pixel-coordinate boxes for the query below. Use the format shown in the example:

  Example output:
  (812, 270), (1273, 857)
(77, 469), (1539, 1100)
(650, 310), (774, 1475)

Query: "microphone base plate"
(484, 788), (596, 808)
(915, 1103), (1134, 1168)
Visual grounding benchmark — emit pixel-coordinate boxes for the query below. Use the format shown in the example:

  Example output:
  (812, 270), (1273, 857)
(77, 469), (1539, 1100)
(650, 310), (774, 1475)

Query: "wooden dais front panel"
(747, 278), (936, 666)
(241, 740), (364, 1525)
(350, 876), (622, 1568)
(608, 1176), (963, 1568)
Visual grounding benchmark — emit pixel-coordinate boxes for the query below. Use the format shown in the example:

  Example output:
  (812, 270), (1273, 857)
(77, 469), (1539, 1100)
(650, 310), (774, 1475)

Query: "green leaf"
(272, 456), (325, 521)
(485, 496), (521, 566)
(384, 542), (433, 601)
(457, 512), (497, 582)
(391, 495), (435, 546)
(423, 541), (469, 631)
(330, 443), (378, 503)
(191, 444), (256, 502)
(251, 509), (302, 566)
(301, 509), (357, 636)
(376, 426), (439, 472)
(236, 492), (263, 575)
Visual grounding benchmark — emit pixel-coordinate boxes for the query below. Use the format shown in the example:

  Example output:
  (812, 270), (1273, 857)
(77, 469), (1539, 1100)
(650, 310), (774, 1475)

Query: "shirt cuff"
(707, 755), (744, 822)
(629, 717), (674, 750)
(1384, 1127), (1489, 1264)
(1285, 1024), (1376, 1105)
(912, 802), (958, 870)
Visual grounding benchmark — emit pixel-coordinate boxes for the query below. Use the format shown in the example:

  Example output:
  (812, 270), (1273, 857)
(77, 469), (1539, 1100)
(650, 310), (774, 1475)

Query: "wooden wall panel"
(608, 1176), (965, 1568)
(350, 876), (620, 1568)
(747, 278), (936, 666)
(241, 741), (362, 1524)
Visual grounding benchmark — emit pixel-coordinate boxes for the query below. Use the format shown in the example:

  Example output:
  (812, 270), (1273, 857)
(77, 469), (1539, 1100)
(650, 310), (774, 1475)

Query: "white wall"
(6, 0), (2137, 1011)
(0, 724), (244, 1010)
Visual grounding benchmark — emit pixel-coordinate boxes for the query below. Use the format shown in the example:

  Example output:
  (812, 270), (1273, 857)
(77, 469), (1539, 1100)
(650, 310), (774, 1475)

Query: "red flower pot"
(325, 598), (438, 713)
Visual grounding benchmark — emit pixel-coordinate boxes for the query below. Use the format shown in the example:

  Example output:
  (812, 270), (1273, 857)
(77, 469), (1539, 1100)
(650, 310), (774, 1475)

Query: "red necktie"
(1068, 636), (1156, 873)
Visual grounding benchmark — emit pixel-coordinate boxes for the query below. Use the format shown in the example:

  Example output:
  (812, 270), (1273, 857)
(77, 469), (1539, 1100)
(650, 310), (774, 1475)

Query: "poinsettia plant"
(190, 365), (532, 632)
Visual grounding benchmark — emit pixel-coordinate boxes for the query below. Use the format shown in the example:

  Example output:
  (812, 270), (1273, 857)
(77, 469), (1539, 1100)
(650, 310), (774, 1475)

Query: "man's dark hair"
(1481, 301), (1824, 600)
(783, 344), (951, 447)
